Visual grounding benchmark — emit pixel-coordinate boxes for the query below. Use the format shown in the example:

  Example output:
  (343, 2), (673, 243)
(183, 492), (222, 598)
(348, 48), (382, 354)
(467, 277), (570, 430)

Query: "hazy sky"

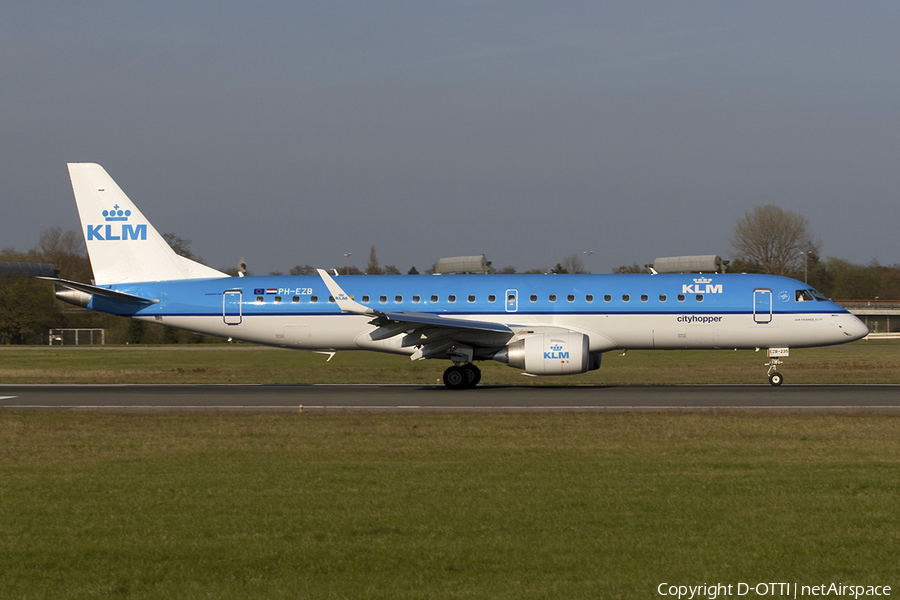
(3, 1), (898, 275)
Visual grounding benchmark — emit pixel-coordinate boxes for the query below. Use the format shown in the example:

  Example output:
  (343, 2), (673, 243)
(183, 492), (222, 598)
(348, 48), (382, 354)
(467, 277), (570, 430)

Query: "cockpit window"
(810, 289), (829, 301)
(795, 290), (815, 302)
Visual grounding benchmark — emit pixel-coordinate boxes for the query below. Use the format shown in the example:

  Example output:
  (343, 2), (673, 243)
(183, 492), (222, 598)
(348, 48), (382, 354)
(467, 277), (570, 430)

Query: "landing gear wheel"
(462, 364), (481, 388)
(769, 372), (784, 386)
(443, 365), (467, 390)
(443, 364), (481, 389)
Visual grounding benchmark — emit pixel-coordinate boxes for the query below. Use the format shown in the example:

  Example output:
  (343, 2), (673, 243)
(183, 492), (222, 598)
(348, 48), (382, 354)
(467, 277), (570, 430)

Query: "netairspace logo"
(657, 582), (891, 599)
(86, 205), (147, 241)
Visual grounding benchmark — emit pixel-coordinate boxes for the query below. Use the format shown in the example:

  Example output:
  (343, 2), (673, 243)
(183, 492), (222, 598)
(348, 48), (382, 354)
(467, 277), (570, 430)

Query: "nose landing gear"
(765, 347), (789, 386)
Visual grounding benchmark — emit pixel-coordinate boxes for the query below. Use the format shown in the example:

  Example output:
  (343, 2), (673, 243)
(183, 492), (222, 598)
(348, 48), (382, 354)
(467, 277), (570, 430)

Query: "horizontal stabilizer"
(38, 277), (159, 304)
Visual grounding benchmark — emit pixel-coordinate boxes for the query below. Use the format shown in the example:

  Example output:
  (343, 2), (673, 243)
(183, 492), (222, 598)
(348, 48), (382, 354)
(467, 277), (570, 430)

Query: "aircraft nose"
(840, 314), (869, 342)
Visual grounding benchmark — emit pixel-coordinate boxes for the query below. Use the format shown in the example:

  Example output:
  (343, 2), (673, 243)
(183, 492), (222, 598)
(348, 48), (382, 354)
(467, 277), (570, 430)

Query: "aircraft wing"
(379, 311), (511, 333)
(316, 269), (513, 344)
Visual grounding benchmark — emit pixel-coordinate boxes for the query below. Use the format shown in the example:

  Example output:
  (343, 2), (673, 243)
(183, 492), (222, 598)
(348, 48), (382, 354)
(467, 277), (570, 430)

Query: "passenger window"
(292, 296), (300, 303)
(412, 295), (420, 303)
(696, 294), (704, 302)
(489, 295), (497, 302)
(448, 295), (456, 303)
(274, 296), (282, 303)
(640, 294), (648, 302)
(256, 296), (264, 303)
(567, 294), (575, 302)
(328, 296), (335, 303)
(604, 294), (611, 302)
(659, 294), (667, 302)
(379, 295), (387, 303)
(468, 295), (475, 302)
(362, 295), (370, 303)
(431, 295), (439, 303)
(310, 296), (318, 303)
(530, 294), (537, 302)
(677, 294), (685, 302)
(622, 294), (630, 302)
(395, 295), (402, 303)
(549, 294), (557, 302)
(585, 294), (594, 302)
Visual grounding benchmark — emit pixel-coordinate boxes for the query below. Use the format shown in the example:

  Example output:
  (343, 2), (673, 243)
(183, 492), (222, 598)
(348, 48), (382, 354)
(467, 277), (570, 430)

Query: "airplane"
(43, 163), (869, 388)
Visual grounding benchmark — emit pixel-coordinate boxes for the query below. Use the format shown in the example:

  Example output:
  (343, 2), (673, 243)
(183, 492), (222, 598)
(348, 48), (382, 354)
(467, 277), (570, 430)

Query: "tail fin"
(68, 163), (227, 284)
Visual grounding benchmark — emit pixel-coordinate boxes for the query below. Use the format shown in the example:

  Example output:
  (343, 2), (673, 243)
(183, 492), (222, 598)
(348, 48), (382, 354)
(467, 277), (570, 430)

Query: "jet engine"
(497, 331), (601, 376)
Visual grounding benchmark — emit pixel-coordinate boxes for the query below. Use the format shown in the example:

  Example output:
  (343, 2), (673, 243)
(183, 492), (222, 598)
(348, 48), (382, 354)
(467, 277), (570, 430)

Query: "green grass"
(1, 339), (898, 385)
(2, 412), (899, 598)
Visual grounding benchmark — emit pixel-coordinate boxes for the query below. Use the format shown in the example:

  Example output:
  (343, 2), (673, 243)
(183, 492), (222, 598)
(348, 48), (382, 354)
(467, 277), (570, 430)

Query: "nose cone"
(840, 313), (869, 342)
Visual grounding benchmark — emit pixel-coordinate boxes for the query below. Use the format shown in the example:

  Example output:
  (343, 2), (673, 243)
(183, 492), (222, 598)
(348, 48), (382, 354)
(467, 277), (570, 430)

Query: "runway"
(2, 384), (900, 413)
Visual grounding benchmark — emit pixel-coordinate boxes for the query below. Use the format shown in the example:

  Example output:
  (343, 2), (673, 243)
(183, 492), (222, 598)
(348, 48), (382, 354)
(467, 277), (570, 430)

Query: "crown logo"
(693, 277), (712, 284)
(103, 204), (131, 222)
(550, 343), (563, 351)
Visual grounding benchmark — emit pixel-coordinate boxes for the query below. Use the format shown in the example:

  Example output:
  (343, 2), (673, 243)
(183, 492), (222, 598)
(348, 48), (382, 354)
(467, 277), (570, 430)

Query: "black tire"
(443, 365), (467, 389)
(462, 364), (482, 388)
(769, 372), (784, 386)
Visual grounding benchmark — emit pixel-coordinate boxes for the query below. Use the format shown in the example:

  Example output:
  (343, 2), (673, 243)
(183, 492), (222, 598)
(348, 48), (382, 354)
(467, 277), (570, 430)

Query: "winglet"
(316, 269), (377, 315)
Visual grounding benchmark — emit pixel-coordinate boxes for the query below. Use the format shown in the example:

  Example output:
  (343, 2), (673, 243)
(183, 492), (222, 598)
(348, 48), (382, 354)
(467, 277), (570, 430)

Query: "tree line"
(2, 206), (897, 344)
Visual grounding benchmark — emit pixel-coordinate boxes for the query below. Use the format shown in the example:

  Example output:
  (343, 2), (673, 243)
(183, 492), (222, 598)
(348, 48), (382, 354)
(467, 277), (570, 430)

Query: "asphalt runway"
(2, 384), (899, 413)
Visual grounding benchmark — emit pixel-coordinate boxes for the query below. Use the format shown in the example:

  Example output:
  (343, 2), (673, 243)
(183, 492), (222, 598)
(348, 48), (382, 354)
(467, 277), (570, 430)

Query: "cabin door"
(753, 289), (772, 324)
(223, 290), (242, 325)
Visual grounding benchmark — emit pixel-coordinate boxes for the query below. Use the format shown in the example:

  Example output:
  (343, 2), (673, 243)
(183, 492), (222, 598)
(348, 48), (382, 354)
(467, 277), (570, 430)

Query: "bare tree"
(289, 264), (317, 275)
(161, 232), (195, 259)
(34, 227), (91, 281)
(730, 205), (819, 277)
(558, 254), (587, 274)
(611, 263), (644, 274)
(366, 246), (383, 274)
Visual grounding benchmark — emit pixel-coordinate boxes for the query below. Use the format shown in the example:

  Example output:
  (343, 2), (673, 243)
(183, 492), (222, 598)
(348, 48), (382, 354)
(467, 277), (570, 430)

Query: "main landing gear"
(443, 364), (481, 389)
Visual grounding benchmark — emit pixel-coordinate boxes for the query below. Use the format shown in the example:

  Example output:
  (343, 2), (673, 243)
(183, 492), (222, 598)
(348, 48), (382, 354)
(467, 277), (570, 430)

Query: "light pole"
(343, 253), (352, 275)
(800, 251), (809, 284)
(582, 250), (594, 274)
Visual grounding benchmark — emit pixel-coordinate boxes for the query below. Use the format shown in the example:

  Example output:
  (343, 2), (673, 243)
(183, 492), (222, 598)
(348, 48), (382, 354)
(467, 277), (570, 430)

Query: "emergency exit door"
(506, 289), (518, 312)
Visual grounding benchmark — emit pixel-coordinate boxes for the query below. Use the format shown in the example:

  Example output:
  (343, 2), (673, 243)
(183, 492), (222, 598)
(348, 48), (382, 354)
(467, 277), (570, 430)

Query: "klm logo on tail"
(86, 205), (147, 241)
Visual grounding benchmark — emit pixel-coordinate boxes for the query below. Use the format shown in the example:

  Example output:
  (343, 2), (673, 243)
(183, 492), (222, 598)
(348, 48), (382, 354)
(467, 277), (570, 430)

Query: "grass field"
(2, 343), (898, 598)
(2, 412), (899, 599)
(1, 339), (898, 385)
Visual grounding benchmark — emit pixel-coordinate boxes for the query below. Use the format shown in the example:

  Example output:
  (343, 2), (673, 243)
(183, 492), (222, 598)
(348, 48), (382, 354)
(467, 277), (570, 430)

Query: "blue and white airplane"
(46, 163), (869, 388)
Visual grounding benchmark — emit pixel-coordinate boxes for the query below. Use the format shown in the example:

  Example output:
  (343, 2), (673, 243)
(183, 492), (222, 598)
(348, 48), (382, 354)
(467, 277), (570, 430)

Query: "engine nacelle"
(503, 332), (601, 376)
